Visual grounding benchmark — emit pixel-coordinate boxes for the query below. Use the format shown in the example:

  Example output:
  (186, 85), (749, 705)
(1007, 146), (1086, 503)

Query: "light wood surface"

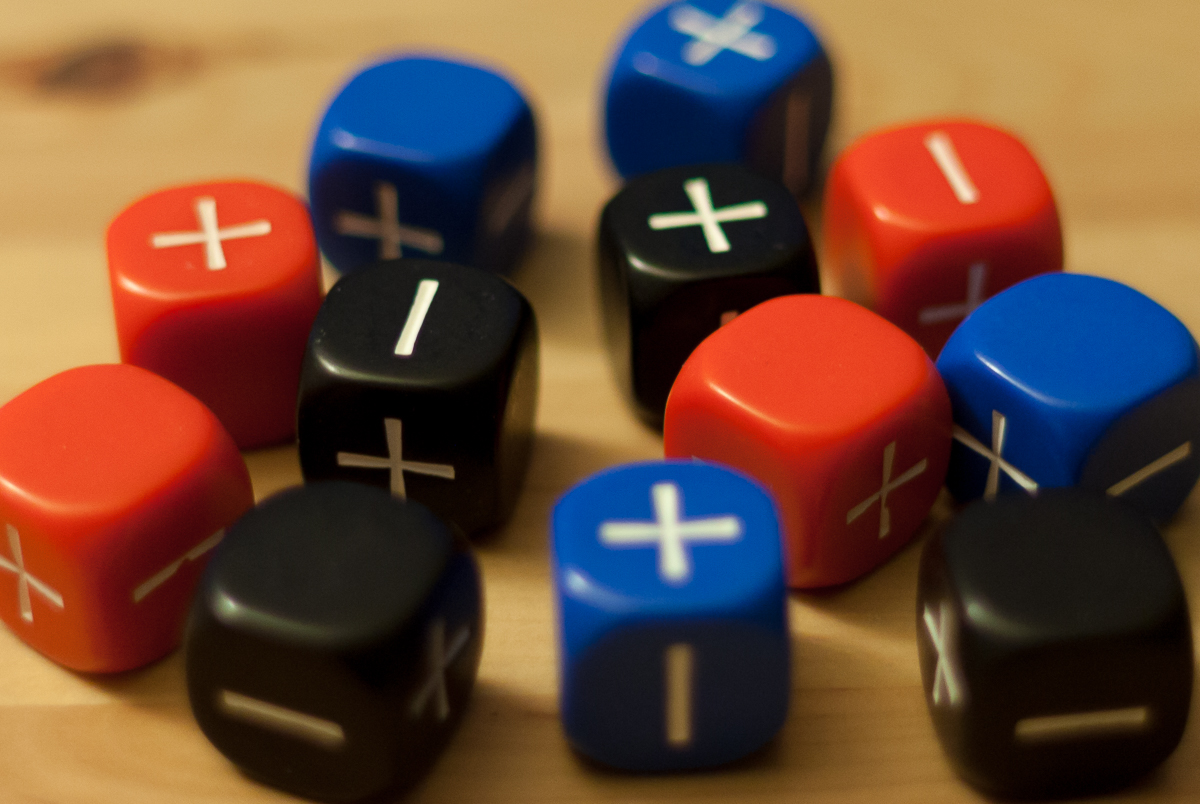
(2, 1), (1200, 801)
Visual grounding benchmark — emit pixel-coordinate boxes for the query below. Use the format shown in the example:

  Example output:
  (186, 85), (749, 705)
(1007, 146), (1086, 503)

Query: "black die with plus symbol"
(917, 489), (1192, 799)
(597, 162), (818, 426)
(298, 258), (538, 536)
(185, 482), (483, 803)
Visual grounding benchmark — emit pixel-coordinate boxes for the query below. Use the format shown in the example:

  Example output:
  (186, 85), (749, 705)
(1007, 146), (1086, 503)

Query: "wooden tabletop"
(2, 1), (1200, 801)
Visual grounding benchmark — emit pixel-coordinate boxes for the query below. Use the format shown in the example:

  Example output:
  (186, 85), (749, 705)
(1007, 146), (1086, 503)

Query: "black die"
(298, 258), (538, 535)
(917, 489), (1192, 798)
(597, 163), (818, 425)
(186, 483), (483, 803)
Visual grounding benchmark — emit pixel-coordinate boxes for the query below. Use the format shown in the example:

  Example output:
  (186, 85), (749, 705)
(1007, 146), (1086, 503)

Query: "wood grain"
(2, 1), (1200, 801)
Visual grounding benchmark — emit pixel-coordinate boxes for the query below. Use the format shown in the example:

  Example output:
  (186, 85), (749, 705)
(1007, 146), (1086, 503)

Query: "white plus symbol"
(953, 410), (1039, 501)
(923, 600), (965, 707)
(648, 177), (768, 254)
(668, 2), (777, 66)
(150, 196), (272, 270)
(845, 441), (929, 539)
(0, 524), (64, 623)
(919, 262), (988, 326)
(410, 618), (471, 722)
(599, 482), (743, 585)
(335, 181), (445, 260)
(336, 418), (455, 499)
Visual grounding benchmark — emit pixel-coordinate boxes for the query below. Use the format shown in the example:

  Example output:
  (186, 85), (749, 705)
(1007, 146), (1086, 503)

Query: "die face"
(309, 56), (537, 275)
(552, 461), (789, 770)
(1079, 376), (1200, 524)
(917, 491), (1193, 798)
(106, 180), (323, 448)
(297, 259), (538, 535)
(0, 364), (252, 671)
(823, 119), (1062, 355)
(598, 163), (818, 423)
(664, 294), (952, 587)
(187, 483), (483, 802)
(937, 273), (1200, 505)
(604, 1), (831, 195)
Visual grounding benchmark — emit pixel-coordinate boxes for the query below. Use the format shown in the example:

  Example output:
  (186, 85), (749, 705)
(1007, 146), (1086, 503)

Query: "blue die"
(937, 272), (1200, 523)
(308, 56), (537, 275)
(552, 460), (789, 770)
(604, 0), (832, 197)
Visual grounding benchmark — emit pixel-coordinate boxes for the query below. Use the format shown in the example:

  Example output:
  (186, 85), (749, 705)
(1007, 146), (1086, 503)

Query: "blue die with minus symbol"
(552, 460), (789, 771)
(308, 55), (538, 275)
(604, 0), (832, 197)
(937, 272), (1200, 523)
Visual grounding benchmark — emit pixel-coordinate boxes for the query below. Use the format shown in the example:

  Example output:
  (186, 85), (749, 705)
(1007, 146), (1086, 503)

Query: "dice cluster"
(0, 2), (1195, 803)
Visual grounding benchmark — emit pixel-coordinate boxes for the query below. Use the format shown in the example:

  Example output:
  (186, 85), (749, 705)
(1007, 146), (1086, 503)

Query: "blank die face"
(187, 483), (483, 803)
(665, 295), (951, 588)
(917, 491), (1192, 798)
(298, 259), (538, 535)
(598, 163), (818, 424)
(552, 461), (788, 770)
(937, 273), (1200, 520)
(605, 0), (831, 196)
(309, 56), (537, 275)
(823, 120), (1062, 355)
(0, 364), (252, 672)
(106, 180), (323, 449)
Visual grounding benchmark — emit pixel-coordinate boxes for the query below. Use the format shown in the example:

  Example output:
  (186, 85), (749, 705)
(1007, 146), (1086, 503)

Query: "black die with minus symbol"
(298, 258), (539, 536)
(916, 489), (1192, 799)
(185, 482), (483, 803)
(597, 162), (819, 426)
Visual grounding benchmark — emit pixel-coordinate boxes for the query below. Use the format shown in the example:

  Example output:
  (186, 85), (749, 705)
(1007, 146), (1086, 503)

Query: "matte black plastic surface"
(298, 258), (538, 534)
(916, 489), (1192, 799)
(597, 163), (818, 426)
(186, 482), (483, 803)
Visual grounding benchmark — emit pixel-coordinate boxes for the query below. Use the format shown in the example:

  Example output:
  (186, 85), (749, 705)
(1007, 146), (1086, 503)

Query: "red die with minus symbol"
(107, 180), (324, 448)
(0, 364), (254, 672)
(822, 119), (1062, 356)
(664, 295), (951, 588)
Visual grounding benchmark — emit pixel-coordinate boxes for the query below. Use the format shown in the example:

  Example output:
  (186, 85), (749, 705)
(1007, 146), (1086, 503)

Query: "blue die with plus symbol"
(936, 272), (1200, 523)
(604, 0), (832, 197)
(308, 55), (537, 275)
(552, 460), (789, 771)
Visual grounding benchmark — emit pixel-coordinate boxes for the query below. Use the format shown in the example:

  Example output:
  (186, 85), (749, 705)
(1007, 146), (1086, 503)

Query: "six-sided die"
(598, 162), (818, 425)
(106, 180), (324, 449)
(665, 294), (952, 588)
(823, 119), (1063, 355)
(918, 490), (1192, 798)
(297, 259), (539, 536)
(309, 55), (538, 275)
(0, 364), (253, 672)
(553, 461), (789, 770)
(605, 0), (833, 197)
(186, 482), (482, 803)
(937, 272), (1200, 523)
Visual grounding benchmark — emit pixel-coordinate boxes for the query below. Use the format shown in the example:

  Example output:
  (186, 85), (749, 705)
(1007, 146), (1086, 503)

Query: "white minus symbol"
(394, 279), (439, 357)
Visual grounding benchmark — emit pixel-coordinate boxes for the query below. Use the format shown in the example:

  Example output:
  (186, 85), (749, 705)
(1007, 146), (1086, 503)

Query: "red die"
(0, 364), (253, 672)
(822, 119), (1062, 355)
(107, 180), (323, 448)
(664, 295), (951, 588)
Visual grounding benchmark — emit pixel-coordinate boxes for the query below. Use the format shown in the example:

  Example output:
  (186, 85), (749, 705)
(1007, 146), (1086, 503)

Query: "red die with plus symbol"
(106, 180), (323, 449)
(822, 119), (1062, 356)
(0, 364), (253, 672)
(664, 295), (951, 588)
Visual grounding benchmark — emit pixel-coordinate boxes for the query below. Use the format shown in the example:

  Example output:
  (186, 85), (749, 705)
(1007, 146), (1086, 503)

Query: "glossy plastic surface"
(106, 179), (323, 448)
(552, 460), (788, 770)
(604, 0), (831, 195)
(308, 56), (537, 275)
(665, 294), (952, 587)
(0, 363), (252, 672)
(823, 119), (1062, 355)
